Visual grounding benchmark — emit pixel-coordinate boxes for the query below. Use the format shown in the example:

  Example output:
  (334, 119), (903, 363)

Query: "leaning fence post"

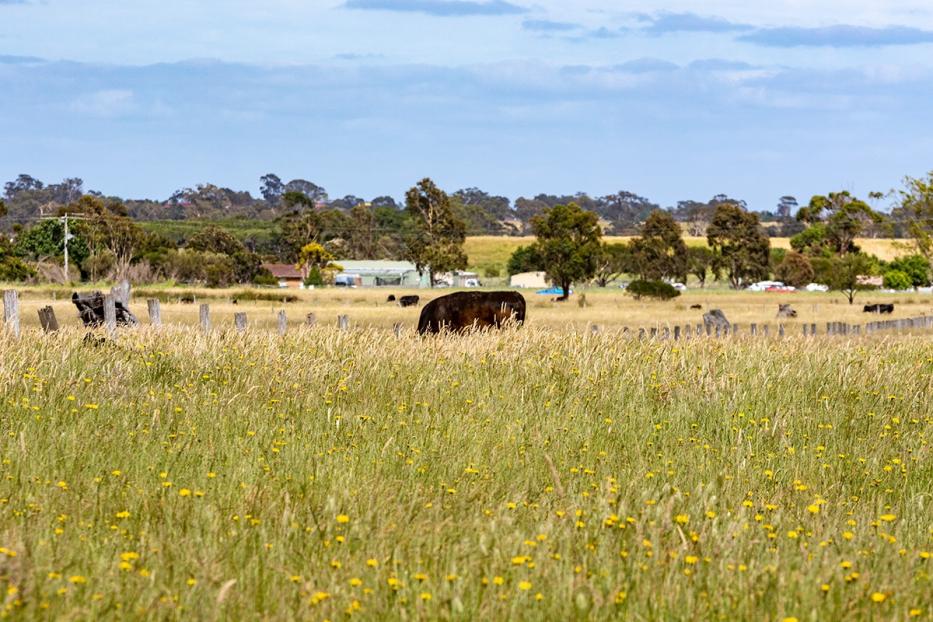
(277, 310), (288, 336)
(103, 294), (117, 335)
(2, 290), (20, 338)
(199, 304), (211, 333)
(147, 299), (161, 327)
(234, 313), (248, 333)
(38, 306), (59, 333)
(338, 315), (349, 331)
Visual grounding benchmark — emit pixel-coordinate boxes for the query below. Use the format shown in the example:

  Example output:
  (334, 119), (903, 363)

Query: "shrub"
(883, 269), (913, 291)
(626, 279), (681, 301)
(775, 251), (815, 287)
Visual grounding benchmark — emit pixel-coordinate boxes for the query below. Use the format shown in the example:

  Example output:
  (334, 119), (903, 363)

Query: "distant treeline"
(0, 172), (909, 238)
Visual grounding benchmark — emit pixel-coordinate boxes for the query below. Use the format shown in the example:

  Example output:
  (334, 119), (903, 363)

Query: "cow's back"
(418, 291), (526, 334)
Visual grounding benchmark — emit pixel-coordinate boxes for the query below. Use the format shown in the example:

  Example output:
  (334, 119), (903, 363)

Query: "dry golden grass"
(464, 236), (912, 272)
(9, 286), (933, 334)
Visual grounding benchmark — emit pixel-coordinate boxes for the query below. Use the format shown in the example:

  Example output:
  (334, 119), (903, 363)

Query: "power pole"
(64, 213), (70, 279)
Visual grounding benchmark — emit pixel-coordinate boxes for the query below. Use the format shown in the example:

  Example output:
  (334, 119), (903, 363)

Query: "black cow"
(399, 295), (420, 308)
(863, 303), (895, 314)
(386, 295), (397, 302)
(417, 291), (526, 334)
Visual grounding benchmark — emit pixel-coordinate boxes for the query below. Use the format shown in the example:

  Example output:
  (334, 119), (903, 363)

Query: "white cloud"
(70, 89), (135, 117)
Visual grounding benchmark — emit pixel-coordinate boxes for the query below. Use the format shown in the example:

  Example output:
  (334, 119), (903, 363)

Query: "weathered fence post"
(591, 324), (601, 335)
(234, 313), (248, 333)
(650, 327), (658, 339)
(714, 324), (721, 338)
(778, 324), (785, 338)
(394, 322), (403, 338)
(38, 306), (59, 333)
(111, 280), (131, 307)
(803, 324), (809, 337)
(2, 290), (20, 338)
(750, 323), (758, 336)
(199, 304), (211, 333)
(277, 310), (288, 336)
(305, 312), (317, 328)
(696, 324), (703, 338)
(810, 323), (817, 336)
(147, 299), (161, 327)
(673, 325), (681, 340)
(661, 327), (670, 340)
(103, 294), (117, 335)
(638, 328), (646, 339)
(338, 315), (349, 331)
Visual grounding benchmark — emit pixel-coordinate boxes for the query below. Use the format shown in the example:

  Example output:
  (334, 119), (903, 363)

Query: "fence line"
(4, 289), (933, 341)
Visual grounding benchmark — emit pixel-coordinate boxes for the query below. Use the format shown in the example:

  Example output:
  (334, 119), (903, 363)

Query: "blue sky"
(2, 0), (933, 210)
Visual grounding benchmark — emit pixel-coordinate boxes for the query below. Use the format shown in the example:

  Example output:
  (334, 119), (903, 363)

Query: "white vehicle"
(746, 280), (784, 292)
(805, 283), (829, 292)
(670, 282), (688, 292)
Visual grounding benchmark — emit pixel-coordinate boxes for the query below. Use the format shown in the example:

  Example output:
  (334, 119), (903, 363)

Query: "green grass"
(0, 327), (930, 620)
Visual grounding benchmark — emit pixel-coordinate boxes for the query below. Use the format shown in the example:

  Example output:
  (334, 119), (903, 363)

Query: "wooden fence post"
(803, 324), (808, 337)
(2, 290), (20, 338)
(338, 315), (349, 331)
(394, 323), (403, 338)
(810, 323), (817, 336)
(103, 294), (117, 335)
(234, 313), (248, 333)
(763, 325), (770, 337)
(38, 306), (59, 333)
(111, 280), (131, 307)
(751, 323), (758, 336)
(277, 310), (288, 336)
(638, 328), (646, 339)
(673, 325), (681, 340)
(199, 304), (211, 333)
(305, 312), (317, 328)
(147, 299), (161, 327)
(591, 324), (601, 335)
(778, 324), (785, 338)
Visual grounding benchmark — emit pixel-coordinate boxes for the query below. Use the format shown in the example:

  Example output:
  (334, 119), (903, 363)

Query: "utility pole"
(41, 213), (86, 283)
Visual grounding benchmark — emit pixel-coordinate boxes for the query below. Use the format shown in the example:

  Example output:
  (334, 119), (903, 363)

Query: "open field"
(464, 237), (913, 273)
(0, 324), (930, 620)
(5, 285), (933, 335)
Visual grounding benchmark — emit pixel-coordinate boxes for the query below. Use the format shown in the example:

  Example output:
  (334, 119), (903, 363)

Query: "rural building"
(336, 261), (428, 288)
(263, 263), (304, 289)
(510, 271), (549, 288)
(435, 270), (481, 287)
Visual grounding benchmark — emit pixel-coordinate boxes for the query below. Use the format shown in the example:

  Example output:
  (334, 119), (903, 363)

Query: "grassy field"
(0, 323), (930, 620)
(6, 286), (933, 335)
(464, 236), (912, 273)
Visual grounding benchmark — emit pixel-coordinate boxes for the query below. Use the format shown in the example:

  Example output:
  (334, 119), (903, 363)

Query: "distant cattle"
(690, 304), (702, 310)
(399, 295), (421, 308)
(417, 291), (526, 334)
(863, 303), (894, 314)
(386, 295), (397, 303)
(777, 304), (797, 318)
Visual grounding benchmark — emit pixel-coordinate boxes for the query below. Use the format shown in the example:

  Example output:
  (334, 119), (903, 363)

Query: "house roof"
(263, 263), (303, 279)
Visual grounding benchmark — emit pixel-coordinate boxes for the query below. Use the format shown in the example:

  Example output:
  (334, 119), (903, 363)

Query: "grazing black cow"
(399, 295), (420, 308)
(690, 304), (702, 310)
(864, 303), (895, 314)
(386, 295), (397, 302)
(417, 291), (526, 334)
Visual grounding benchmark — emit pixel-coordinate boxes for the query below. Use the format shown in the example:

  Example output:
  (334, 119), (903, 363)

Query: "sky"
(2, 0), (933, 210)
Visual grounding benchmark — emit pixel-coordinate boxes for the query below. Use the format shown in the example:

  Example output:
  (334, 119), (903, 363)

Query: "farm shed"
(263, 263), (304, 289)
(510, 271), (549, 289)
(336, 261), (429, 288)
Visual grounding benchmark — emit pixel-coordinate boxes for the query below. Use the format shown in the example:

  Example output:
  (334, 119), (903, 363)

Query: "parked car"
(805, 283), (829, 292)
(765, 285), (796, 293)
(747, 280), (785, 292)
